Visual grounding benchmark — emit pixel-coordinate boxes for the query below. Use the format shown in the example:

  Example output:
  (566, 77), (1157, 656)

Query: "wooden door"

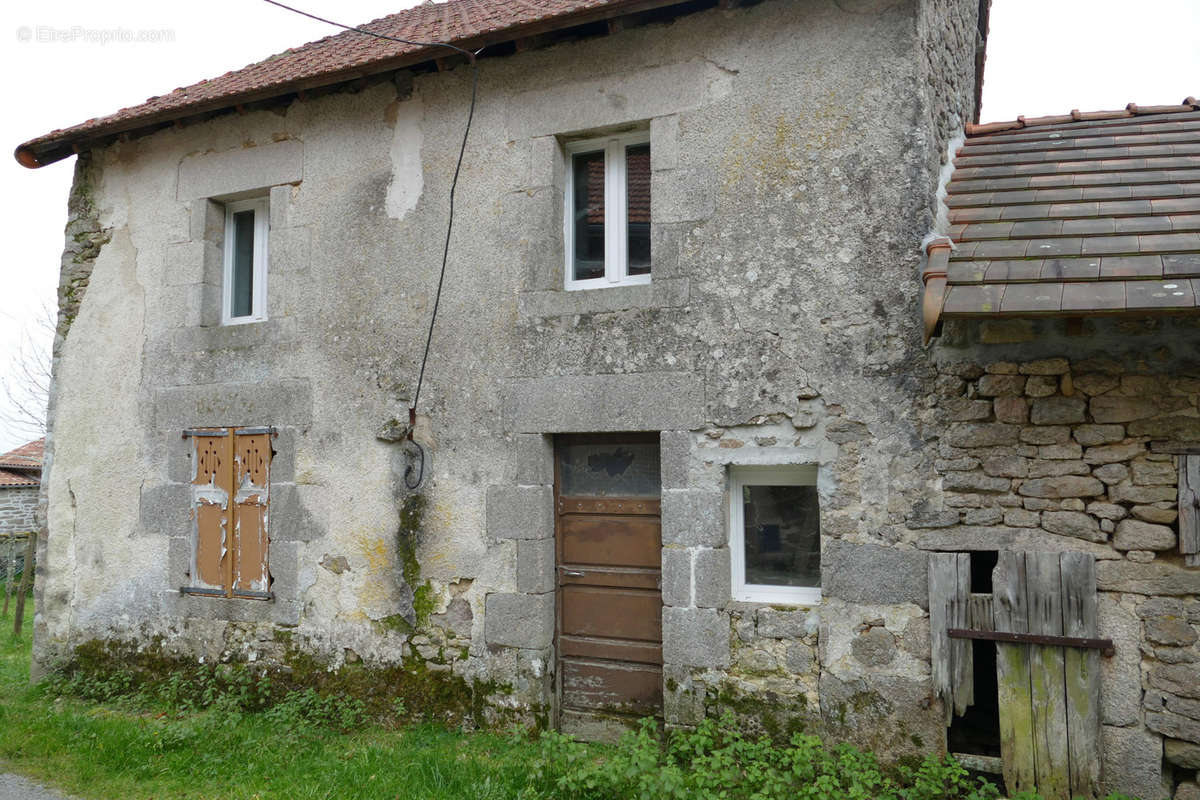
(929, 551), (1103, 800)
(555, 435), (662, 732)
(994, 551), (1100, 800)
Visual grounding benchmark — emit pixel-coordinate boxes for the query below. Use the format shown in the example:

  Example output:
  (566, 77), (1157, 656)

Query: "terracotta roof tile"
(0, 439), (43, 471)
(0, 470), (38, 488)
(15, 0), (677, 168)
(936, 102), (1200, 321)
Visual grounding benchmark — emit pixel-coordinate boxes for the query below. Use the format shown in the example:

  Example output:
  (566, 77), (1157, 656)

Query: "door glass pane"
(743, 484), (820, 587)
(572, 150), (605, 281)
(560, 442), (660, 497)
(231, 209), (255, 318)
(626, 143), (651, 276)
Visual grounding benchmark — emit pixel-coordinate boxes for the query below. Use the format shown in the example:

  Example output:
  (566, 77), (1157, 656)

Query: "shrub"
(263, 688), (366, 732)
(530, 713), (1016, 800)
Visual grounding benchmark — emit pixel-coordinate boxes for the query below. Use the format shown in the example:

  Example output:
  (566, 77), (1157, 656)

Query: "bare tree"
(0, 305), (54, 441)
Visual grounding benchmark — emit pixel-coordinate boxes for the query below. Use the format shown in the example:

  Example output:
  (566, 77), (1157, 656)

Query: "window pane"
(572, 150), (605, 281)
(743, 484), (820, 587)
(559, 442), (660, 497)
(626, 143), (651, 275)
(231, 209), (255, 318)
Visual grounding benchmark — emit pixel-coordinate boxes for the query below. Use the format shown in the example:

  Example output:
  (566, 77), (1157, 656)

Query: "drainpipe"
(922, 237), (953, 345)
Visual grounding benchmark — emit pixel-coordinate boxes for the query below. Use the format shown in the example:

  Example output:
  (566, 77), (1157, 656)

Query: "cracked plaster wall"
(37, 0), (986, 752)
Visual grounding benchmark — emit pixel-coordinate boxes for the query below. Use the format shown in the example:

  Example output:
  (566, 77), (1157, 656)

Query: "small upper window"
(564, 132), (651, 290)
(222, 197), (269, 325)
(729, 466), (821, 605)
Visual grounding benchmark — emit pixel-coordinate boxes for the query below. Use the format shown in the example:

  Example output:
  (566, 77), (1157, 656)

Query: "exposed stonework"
(0, 487), (38, 533)
(924, 342), (1200, 797)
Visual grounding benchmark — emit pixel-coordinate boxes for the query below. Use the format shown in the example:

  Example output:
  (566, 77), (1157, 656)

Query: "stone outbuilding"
(12, 0), (1200, 797)
(0, 439), (43, 534)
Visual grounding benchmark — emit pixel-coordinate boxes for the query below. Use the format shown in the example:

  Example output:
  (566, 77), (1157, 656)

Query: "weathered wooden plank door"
(555, 435), (662, 736)
(929, 553), (973, 723)
(1181, 455), (1199, 567)
(993, 551), (1100, 800)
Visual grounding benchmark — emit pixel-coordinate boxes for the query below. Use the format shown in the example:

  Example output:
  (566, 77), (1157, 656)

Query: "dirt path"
(0, 773), (75, 800)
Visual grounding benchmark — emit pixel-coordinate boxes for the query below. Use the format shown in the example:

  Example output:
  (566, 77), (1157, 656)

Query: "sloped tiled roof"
(15, 0), (686, 169)
(0, 470), (38, 488)
(0, 439), (43, 472)
(932, 101), (1200, 322)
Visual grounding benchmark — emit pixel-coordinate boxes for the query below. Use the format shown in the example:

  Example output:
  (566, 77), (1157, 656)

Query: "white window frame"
(563, 131), (651, 291)
(222, 197), (269, 325)
(729, 465), (822, 605)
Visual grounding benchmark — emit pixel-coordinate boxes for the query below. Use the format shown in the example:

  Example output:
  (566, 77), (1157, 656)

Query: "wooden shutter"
(232, 431), (271, 595)
(1181, 455), (1199, 567)
(188, 427), (272, 598)
(191, 430), (233, 592)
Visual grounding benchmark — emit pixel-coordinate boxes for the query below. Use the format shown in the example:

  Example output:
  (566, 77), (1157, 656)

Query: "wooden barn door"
(554, 435), (662, 737)
(930, 551), (1104, 800)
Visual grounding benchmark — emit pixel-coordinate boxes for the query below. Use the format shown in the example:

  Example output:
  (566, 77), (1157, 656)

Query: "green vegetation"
(397, 493), (437, 626)
(533, 716), (1140, 800)
(0, 611), (1145, 800)
(0, 606), (541, 799)
(47, 630), (505, 730)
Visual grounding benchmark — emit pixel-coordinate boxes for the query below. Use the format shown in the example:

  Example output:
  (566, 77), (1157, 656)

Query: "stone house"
(12, 0), (1200, 796)
(0, 439), (43, 534)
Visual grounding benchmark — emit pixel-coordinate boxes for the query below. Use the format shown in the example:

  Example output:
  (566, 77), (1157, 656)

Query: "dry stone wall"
(922, 354), (1200, 799)
(0, 487), (38, 533)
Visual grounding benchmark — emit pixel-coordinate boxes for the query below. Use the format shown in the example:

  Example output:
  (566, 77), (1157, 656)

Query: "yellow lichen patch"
(356, 532), (393, 573)
(721, 94), (856, 194)
(427, 497), (458, 532)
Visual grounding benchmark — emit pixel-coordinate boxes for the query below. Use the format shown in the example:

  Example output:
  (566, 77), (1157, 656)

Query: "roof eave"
(15, 0), (709, 169)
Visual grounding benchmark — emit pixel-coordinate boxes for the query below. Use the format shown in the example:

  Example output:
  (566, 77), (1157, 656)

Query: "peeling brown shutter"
(191, 431), (233, 591)
(1181, 455), (1199, 567)
(232, 432), (271, 594)
(187, 427), (272, 598)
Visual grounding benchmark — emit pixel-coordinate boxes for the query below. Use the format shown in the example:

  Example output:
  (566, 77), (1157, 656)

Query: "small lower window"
(729, 466), (821, 604)
(222, 197), (269, 324)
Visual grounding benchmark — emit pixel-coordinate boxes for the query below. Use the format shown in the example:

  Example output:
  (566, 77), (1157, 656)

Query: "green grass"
(0, 605), (544, 799)
(0, 607), (1144, 800)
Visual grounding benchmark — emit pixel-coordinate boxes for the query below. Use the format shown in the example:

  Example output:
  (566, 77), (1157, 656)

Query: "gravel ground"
(0, 774), (74, 800)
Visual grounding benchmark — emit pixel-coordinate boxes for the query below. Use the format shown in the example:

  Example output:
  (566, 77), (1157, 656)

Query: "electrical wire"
(261, 0), (481, 489)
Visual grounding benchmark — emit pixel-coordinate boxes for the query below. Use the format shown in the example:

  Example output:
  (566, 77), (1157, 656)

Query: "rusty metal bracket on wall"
(947, 628), (1115, 657)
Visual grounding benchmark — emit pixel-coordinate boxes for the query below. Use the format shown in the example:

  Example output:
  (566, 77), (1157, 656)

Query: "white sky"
(1, 0), (1198, 452)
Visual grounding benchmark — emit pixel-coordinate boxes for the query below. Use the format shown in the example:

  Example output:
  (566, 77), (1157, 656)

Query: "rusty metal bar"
(236, 426), (276, 436)
(180, 586), (225, 597)
(947, 628), (1115, 657)
(182, 426), (276, 438)
(182, 428), (229, 438)
(1150, 440), (1200, 455)
(232, 590), (274, 601)
(180, 586), (274, 601)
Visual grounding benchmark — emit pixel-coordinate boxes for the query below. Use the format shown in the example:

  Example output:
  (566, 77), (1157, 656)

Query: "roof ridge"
(967, 99), (1200, 137)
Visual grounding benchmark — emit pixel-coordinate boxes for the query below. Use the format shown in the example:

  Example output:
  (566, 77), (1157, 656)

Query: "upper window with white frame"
(564, 131), (651, 290)
(222, 197), (269, 325)
(729, 465), (821, 605)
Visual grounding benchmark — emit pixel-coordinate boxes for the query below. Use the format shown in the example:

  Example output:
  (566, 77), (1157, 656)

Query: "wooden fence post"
(2, 533), (14, 618)
(13, 532), (35, 637)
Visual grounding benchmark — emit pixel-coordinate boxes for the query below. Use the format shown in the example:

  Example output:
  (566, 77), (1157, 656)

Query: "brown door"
(555, 435), (662, 732)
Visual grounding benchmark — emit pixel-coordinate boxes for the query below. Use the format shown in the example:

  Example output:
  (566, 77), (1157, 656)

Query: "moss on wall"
(53, 635), (517, 728)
